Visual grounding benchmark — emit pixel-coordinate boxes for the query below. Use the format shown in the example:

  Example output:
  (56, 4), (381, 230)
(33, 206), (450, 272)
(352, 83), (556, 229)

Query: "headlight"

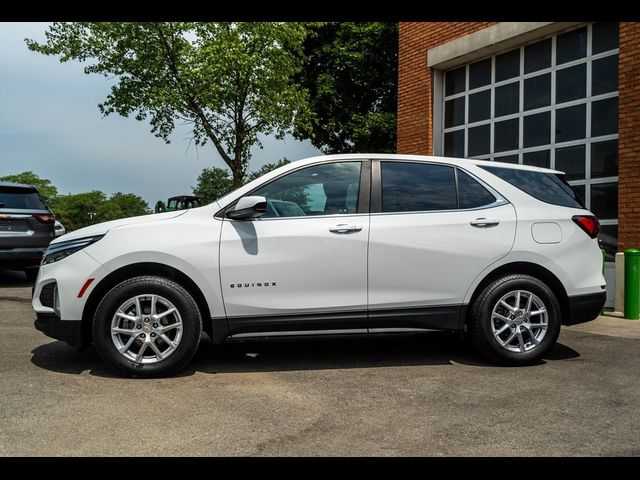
(42, 235), (105, 265)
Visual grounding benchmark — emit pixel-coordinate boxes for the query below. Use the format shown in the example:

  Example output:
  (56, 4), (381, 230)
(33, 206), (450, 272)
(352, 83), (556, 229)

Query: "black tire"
(24, 267), (39, 283)
(93, 276), (202, 378)
(468, 274), (561, 365)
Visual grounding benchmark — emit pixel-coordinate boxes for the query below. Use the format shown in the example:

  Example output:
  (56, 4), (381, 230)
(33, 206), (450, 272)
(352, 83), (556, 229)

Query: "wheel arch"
(464, 261), (569, 326)
(81, 262), (214, 345)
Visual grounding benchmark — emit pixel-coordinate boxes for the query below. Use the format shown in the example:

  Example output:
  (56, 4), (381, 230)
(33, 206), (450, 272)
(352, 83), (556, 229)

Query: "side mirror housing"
(226, 196), (267, 220)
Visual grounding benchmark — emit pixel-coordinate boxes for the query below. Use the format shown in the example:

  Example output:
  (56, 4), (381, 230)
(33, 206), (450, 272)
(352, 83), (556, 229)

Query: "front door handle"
(470, 218), (500, 228)
(329, 224), (362, 234)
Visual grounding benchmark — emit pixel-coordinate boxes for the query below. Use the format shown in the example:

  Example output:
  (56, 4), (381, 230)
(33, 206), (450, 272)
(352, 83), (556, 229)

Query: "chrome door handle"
(329, 224), (362, 234)
(470, 218), (500, 227)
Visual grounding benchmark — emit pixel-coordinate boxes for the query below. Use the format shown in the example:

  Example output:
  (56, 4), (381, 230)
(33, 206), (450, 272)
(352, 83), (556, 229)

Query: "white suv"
(32, 154), (606, 377)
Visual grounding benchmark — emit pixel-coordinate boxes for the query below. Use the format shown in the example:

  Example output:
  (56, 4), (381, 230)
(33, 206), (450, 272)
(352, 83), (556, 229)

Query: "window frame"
(370, 159), (507, 215)
(216, 159), (371, 220)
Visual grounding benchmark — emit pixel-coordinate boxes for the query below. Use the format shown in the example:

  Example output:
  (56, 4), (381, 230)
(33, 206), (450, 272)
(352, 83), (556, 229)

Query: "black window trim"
(371, 159), (507, 215)
(215, 159), (371, 220)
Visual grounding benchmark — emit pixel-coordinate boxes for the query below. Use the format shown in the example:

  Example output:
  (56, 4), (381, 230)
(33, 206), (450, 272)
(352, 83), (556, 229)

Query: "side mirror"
(226, 196), (267, 220)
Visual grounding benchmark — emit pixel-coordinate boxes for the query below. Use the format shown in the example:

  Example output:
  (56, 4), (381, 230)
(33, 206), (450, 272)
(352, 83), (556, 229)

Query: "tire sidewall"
(93, 277), (201, 377)
(476, 276), (561, 364)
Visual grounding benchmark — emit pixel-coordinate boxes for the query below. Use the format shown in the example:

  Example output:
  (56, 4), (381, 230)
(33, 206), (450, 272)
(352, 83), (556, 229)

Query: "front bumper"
(34, 312), (84, 347)
(564, 291), (607, 325)
(32, 250), (108, 323)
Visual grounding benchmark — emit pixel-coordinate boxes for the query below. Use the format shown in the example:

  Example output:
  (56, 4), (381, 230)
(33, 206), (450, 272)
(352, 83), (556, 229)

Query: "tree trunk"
(231, 169), (245, 189)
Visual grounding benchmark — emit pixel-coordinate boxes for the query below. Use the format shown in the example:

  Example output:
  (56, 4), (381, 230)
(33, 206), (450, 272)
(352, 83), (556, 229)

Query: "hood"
(51, 209), (188, 244)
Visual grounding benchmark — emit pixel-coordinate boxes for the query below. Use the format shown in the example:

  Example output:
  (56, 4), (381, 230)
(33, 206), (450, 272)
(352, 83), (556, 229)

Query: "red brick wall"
(397, 22), (495, 154)
(618, 22), (640, 251)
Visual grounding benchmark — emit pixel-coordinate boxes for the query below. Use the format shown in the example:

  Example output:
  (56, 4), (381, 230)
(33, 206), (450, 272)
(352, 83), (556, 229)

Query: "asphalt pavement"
(1, 269), (639, 456)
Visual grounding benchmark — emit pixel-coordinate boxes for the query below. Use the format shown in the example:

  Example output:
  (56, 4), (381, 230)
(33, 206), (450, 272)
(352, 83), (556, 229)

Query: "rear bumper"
(0, 247), (46, 268)
(564, 291), (607, 326)
(34, 312), (84, 348)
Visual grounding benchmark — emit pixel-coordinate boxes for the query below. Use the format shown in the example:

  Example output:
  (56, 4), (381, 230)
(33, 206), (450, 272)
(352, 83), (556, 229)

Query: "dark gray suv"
(0, 182), (55, 281)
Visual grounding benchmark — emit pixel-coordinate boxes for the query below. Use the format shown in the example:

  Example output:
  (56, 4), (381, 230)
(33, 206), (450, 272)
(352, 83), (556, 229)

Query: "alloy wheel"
(490, 289), (549, 353)
(110, 294), (183, 364)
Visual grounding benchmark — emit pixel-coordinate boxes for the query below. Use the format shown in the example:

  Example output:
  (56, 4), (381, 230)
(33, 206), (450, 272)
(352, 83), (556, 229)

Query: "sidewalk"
(565, 313), (640, 340)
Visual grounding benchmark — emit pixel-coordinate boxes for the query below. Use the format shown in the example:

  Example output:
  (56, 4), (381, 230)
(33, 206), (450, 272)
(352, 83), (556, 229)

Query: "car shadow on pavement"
(30, 332), (580, 378)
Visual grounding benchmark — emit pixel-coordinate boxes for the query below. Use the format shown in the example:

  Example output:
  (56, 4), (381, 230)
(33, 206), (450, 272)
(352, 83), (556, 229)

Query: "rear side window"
(381, 162), (457, 212)
(0, 187), (48, 210)
(457, 170), (496, 209)
(480, 166), (584, 208)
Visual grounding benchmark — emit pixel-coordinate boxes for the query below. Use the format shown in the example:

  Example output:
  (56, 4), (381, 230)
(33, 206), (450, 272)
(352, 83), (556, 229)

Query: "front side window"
(252, 162), (361, 218)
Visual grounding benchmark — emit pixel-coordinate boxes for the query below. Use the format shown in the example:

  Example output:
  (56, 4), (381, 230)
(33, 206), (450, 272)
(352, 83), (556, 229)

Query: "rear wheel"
(93, 276), (202, 378)
(468, 274), (561, 365)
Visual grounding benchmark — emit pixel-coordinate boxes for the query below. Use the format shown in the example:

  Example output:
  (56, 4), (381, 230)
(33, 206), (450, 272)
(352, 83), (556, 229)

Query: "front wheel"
(468, 274), (561, 365)
(93, 276), (202, 378)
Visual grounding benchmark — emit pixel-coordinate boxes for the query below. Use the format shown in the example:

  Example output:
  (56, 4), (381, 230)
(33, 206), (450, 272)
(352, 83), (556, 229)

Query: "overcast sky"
(0, 23), (322, 206)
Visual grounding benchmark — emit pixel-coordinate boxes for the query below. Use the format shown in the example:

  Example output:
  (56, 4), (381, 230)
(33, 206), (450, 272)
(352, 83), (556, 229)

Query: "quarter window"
(457, 170), (496, 209)
(252, 162), (361, 218)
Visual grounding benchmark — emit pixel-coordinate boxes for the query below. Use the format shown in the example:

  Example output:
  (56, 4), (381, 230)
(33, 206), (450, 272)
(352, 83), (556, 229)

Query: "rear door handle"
(329, 224), (362, 234)
(470, 218), (500, 228)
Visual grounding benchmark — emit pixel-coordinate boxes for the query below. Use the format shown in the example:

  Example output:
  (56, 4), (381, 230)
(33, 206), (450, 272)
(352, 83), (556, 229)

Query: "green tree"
(49, 191), (150, 231)
(0, 171), (58, 200)
(193, 158), (292, 204)
(49, 191), (108, 230)
(192, 167), (233, 204)
(246, 158), (290, 182)
(107, 192), (151, 218)
(27, 22), (313, 188)
(294, 22), (398, 153)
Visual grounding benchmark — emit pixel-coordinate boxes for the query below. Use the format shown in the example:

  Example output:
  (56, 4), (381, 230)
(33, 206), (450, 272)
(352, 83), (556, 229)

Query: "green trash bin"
(625, 249), (640, 320)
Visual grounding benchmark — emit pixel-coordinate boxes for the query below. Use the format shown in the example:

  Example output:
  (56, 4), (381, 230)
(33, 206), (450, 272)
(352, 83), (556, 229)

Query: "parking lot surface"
(1, 269), (639, 456)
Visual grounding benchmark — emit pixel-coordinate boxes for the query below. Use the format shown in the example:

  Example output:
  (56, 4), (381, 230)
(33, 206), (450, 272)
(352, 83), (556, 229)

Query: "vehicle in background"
(154, 195), (202, 214)
(0, 182), (55, 282)
(54, 220), (66, 238)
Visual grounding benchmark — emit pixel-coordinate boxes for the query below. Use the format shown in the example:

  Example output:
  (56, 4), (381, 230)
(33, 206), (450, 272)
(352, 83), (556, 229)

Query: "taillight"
(572, 215), (600, 238)
(33, 214), (55, 224)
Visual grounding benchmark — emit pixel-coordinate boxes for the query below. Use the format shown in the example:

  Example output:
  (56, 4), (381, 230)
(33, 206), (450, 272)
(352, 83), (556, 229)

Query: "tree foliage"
(294, 22), (398, 154)
(27, 22), (313, 187)
(0, 171), (58, 200)
(193, 158), (292, 204)
(246, 158), (290, 182)
(49, 191), (151, 231)
(192, 167), (233, 205)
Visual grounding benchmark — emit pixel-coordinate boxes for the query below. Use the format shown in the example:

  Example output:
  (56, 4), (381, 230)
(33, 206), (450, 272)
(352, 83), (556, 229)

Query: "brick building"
(397, 22), (639, 307)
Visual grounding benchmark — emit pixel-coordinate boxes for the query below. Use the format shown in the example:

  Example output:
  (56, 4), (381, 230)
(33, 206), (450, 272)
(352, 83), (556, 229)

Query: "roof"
(292, 153), (563, 175)
(0, 182), (38, 190)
